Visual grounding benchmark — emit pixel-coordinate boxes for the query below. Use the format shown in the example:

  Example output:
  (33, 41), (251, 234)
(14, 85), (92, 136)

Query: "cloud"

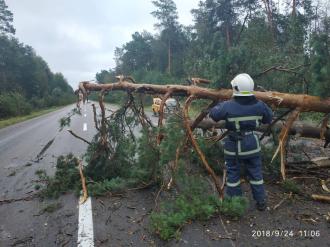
(57, 23), (103, 49)
(6, 0), (199, 89)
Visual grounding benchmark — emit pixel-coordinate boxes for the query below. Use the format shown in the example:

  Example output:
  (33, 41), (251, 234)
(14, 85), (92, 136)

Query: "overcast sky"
(6, 0), (200, 89)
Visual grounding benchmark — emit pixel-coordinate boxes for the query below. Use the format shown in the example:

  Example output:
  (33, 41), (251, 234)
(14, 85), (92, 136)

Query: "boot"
(256, 201), (267, 211)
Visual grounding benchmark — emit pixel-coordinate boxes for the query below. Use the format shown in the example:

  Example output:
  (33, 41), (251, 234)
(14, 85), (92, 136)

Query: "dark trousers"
(225, 156), (266, 203)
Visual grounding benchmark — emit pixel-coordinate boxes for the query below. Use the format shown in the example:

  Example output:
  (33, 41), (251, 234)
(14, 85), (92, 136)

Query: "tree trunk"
(79, 80), (330, 113)
(262, 0), (275, 42)
(168, 39), (171, 74)
(292, 0), (296, 18)
(194, 119), (330, 143)
(226, 23), (231, 49)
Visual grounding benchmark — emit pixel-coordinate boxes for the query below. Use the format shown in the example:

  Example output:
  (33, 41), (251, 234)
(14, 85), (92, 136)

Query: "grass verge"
(0, 106), (63, 129)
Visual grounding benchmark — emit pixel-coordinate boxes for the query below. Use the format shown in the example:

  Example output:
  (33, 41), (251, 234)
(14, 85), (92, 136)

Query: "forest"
(1, 0), (330, 244)
(97, 0), (330, 100)
(86, 0), (330, 240)
(0, 0), (74, 119)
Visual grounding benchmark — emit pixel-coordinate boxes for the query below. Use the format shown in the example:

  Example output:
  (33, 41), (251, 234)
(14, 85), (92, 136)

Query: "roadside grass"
(0, 106), (64, 129)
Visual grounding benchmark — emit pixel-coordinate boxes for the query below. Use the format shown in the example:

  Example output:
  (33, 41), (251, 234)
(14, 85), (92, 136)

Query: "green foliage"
(85, 131), (137, 181)
(36, 154), (81, 198)
(95, 0), (330, 101)
(87, 177), (137, 196)
(59, 116), (71, 130)
(218, 197), (249, 218)
(150, 175), (248, 240)
(59, 108), (80, 130)
(300, 112), (323, 124)
(0, 0), (15, 35)
(0, 106), (61, 129)
(81, 101), (158, 195)
(150, 176), (218, 240)
(194, 136), (224, 174)
(282, 179), (301, 194)
(0, 92), (32, 119)
(0, 20), (74, 119)
(261, 144), (280, 177)
(310, 17), (330, 98)
(159, 115), (185, 166)
(136, 127), (160, 181)
(96, 69), (116, 83)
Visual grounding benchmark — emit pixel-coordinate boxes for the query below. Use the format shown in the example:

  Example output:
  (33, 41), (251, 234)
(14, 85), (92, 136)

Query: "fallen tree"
(79, 78), (330, 112)
(196, 119), (330, 147)
(76, 77), (330, 196)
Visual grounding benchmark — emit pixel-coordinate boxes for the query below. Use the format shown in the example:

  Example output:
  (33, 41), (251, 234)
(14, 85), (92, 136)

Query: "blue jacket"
(209, 96), (273, 159)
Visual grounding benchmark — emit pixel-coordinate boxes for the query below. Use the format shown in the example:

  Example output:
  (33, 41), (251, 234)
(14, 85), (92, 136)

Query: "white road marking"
(84, 114), (87, 117)
(77, 196), (94, 247)
(83, 123), (87, 131)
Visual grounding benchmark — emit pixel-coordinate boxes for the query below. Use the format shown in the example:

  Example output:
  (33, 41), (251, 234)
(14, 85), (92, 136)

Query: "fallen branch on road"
(311, 194), (330, 203)
(67, 129), (91, 145)
(79, 160), (88, 204)
(0, 195), (36, 205)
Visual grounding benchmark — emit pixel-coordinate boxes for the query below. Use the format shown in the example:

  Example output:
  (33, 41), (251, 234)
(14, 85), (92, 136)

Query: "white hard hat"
(230, 73), (254, 96)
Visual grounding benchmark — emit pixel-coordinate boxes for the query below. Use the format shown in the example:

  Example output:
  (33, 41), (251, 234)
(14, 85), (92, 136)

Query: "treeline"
(96, 0), (330, 99)
(0, 0), (74, 119)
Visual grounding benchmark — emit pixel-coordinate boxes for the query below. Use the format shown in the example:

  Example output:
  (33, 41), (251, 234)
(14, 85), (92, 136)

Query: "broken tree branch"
(0, 195), (36, 205)
(67, 129), (91, 145)
(311, 194), (330, 203)
(183, 95), (224, 198)
(259, 109), (293, 140)
(79, 160), (88, 204)
(272, 107), (301, 180)
(254, 64), (310, 78)
(191, 100), (219, 131)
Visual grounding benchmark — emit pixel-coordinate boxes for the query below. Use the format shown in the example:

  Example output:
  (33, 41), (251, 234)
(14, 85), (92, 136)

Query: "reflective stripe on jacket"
(209, 96), (273, 159)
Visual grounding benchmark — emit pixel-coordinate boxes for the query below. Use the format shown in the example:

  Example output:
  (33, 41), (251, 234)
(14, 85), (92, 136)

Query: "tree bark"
(79, 81), (330, 113)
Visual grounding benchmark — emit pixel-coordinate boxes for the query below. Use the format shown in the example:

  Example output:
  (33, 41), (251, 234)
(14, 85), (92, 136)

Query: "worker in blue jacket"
(209, 73), (273, 211)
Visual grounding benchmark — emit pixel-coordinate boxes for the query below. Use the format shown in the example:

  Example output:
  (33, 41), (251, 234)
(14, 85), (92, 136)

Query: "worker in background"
(209, 73), (273, 211)
(77, 91), (83, 109)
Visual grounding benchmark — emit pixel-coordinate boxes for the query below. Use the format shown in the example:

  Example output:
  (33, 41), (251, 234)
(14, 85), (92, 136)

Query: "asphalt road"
(0, 102), (168, 247)
(1, 102), (329, 247)
(0, 103), (97, 246)
(0, 102), (234, 247)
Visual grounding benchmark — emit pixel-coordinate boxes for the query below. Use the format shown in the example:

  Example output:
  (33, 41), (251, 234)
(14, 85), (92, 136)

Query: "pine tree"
(0, 0), (15, 35)
(151, 0), (180, 75)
